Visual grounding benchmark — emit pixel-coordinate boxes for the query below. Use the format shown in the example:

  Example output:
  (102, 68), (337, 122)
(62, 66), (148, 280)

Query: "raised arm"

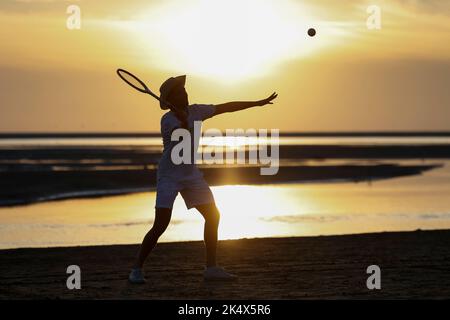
(213, 92), (278, 116)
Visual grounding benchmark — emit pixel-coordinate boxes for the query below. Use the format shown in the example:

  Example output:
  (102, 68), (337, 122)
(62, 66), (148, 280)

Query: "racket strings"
(116, 68), (175, 112)
(117, 69), (148, 93)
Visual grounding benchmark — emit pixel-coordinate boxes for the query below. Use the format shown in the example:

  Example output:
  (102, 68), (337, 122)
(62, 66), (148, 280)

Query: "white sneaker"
(204, 266), (237, 281)
(128, 268), (146, 284)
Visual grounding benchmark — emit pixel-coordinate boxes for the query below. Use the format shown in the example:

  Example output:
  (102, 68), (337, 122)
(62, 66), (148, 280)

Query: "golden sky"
(1, 0), (449, 132)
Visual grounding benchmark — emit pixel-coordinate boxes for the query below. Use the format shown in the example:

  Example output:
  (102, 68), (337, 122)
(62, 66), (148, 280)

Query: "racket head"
(116, 68), (151, 94)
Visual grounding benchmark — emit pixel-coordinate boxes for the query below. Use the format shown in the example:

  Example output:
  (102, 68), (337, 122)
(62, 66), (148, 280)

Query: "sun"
(121, 0), (327, 81)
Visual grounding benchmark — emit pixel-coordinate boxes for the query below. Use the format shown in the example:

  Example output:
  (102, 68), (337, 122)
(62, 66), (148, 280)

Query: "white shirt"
(158, 104), (216, 180)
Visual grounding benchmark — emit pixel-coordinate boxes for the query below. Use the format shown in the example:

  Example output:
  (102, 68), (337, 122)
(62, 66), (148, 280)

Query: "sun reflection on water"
(2, 165), (450, 249)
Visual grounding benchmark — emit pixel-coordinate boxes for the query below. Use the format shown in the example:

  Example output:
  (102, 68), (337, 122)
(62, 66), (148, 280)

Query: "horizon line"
(1, 131), (450, 138)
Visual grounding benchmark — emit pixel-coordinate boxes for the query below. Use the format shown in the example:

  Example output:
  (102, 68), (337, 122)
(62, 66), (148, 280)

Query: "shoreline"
(1, 229), (449, 299)
(0, 227), (445, 251)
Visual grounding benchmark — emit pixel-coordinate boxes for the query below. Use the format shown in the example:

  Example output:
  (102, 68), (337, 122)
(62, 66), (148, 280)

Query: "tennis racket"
(116, 68), (171, 109)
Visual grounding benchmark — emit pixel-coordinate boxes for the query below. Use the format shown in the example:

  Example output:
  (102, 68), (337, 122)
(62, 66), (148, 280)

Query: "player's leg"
(129, 179), (178, 283)
(182, 178), (237, 280)
(195, 202), (237, 280)
(180, 177), (218, 267)
(195, 203), (220, 267)
(133, 207), (172, 269)
(129, 207), (172, 283)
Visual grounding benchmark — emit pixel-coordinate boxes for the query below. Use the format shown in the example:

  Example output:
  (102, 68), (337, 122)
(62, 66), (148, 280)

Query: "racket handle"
(148, 91), (172, 109)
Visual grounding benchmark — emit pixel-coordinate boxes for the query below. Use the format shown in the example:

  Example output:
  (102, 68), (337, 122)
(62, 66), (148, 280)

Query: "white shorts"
(155, 176), (215, 209)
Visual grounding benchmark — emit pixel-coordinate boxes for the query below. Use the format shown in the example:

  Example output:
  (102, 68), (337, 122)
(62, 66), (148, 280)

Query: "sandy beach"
(1, 229), (449, 299)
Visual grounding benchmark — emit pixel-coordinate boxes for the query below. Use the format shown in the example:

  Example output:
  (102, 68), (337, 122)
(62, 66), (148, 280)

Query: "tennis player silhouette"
(129, 75), (277, 283)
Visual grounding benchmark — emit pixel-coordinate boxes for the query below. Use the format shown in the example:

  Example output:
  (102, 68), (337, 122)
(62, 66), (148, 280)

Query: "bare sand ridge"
(1, 229), (449, 299)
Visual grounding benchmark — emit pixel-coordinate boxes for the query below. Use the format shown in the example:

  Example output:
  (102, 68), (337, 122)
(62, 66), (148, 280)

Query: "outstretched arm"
(213, 92), (277, 116)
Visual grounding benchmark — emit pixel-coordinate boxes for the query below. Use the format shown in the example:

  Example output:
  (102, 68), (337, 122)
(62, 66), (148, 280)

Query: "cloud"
(379, 212), (450, 220)
(0, 0), (68, 14)
(3, 0), (447, 17)
(417, 213), (450, 220)
(1, 0), (147, 15)
(394, 0), (450, 14)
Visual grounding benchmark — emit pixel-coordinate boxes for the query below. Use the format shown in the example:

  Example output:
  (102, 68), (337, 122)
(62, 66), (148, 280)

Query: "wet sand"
(1, 229), (449, 299)
(1, 139), (448, 206)
(0, 162), (440, 206)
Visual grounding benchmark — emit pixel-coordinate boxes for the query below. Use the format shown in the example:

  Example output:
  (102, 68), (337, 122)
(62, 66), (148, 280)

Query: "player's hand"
(257, 92), (278, 106)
